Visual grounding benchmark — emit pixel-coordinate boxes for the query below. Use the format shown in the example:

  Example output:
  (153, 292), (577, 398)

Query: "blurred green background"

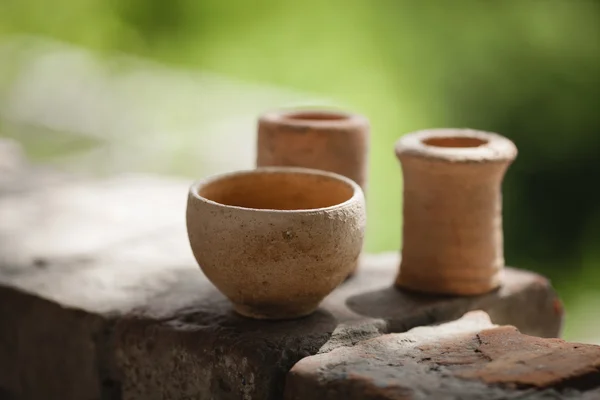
(1, 0), (599, 341)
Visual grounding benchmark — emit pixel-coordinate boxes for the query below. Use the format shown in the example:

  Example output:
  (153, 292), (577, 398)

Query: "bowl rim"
(188, 166), (364, 214)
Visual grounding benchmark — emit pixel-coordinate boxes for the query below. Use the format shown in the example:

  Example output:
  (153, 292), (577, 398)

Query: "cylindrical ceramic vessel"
(257, 109), (370, 193)
(186, 167), (366, 319)
(257, 109), (370, 277)
(395, 129), (517, 296)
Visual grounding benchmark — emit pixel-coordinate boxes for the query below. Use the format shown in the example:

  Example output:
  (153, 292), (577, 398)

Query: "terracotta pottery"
(257, 109), (370, 193)
(395, 129), (517, 296)
(186, 167), (366, 319)
(257, 109), (370, 277)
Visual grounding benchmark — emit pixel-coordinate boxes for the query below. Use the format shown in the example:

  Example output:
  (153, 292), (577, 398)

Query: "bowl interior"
(198, 170), (355, 210)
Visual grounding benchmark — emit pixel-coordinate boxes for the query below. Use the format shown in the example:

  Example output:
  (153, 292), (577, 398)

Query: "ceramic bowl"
(186, 167), (366, 319)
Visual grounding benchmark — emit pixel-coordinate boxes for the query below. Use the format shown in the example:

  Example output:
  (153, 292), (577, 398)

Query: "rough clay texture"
(286, 312), (600, 400)
(186, 168), (366, 319)
(395, 129), (518, 296)
(257, 109), (370, 192)
(0, 155), (564, 399)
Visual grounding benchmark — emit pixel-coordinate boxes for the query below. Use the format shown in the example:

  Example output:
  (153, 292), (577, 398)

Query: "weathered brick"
(455, 326), (600, 389)
(285, 312), (599, 400)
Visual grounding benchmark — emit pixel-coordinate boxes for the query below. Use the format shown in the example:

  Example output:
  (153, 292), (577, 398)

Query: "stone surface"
(0, 171), (563, 399)
(285, 312), (600, 400)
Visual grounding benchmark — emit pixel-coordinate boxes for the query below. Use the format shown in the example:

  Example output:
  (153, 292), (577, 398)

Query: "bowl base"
(233, 303), (318, 320)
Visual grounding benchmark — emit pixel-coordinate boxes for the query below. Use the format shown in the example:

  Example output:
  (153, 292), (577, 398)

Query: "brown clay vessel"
(257, 109), (370, 277)
(257, 109), (370, 193)
(395, 129), (517, 296)
(186, 167), (366, 319)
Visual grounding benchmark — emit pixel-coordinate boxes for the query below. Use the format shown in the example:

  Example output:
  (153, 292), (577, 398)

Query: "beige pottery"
(187, 167), (366, 319)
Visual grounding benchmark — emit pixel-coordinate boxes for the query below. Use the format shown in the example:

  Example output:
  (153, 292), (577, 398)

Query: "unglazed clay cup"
(395, 129), (517, 296)
(257, 109), (370, 194)
(186, 167), (366, 320)
(257, 109), (370, 277)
